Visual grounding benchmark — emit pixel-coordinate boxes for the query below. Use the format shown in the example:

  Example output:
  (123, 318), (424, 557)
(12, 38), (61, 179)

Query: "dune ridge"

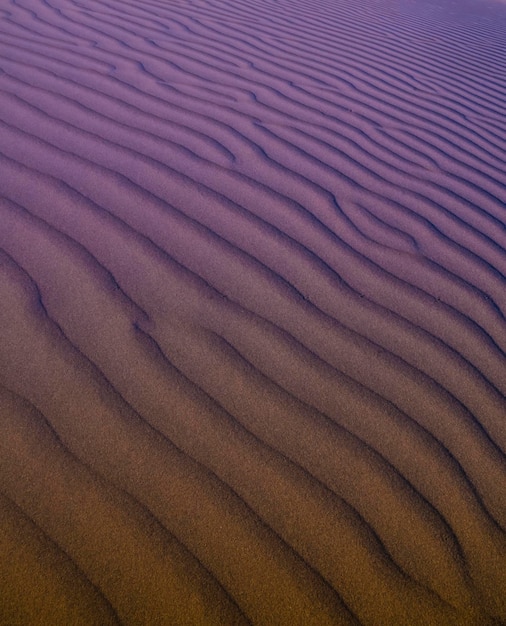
(0, 0), (505, 624)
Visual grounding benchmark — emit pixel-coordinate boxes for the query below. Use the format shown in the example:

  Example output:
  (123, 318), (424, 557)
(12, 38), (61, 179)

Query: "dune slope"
(0, 0), (505, 624)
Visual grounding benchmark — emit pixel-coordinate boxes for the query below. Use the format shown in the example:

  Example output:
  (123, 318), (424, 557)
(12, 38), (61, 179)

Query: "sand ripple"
(1, 0), (505, 623)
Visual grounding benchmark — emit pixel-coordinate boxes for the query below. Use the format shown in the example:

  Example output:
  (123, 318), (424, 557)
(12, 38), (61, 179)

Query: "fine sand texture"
(1, 0), (505, 623)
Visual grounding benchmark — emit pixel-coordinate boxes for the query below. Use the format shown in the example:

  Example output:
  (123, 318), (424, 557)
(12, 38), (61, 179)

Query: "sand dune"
(1, 0), (505, 624)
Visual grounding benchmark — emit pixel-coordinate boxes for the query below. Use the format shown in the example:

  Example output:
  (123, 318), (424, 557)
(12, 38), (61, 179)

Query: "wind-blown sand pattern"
(0, 0), (505, 623)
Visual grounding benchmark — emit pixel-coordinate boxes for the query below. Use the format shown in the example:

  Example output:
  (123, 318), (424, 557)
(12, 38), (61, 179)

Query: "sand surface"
(0, 0), (505, 624)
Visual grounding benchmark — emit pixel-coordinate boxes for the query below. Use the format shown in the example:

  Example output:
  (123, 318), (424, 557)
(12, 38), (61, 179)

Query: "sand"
(0, 0), (505, 623)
